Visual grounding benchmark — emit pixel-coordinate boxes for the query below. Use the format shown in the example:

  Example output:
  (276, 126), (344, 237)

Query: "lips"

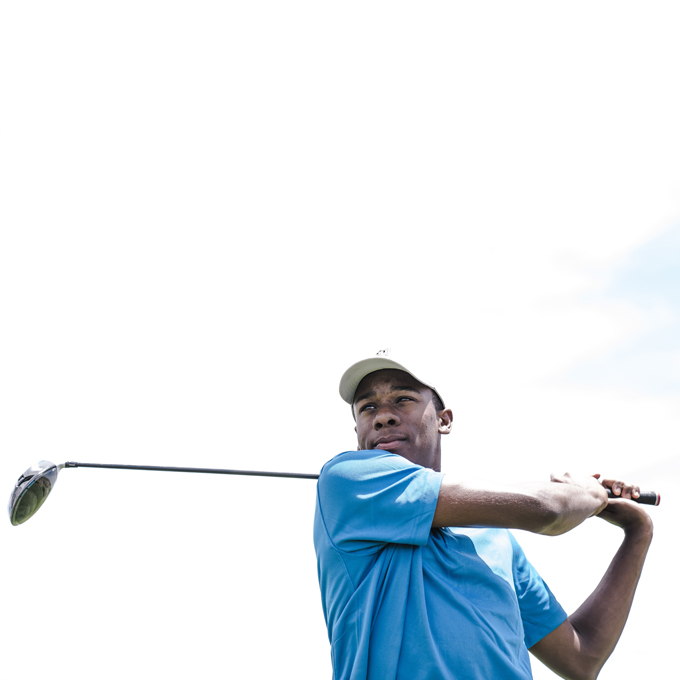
(373, 437), (407, 450)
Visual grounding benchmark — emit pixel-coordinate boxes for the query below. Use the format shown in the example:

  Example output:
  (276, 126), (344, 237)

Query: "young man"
(314, 353), (653, 680)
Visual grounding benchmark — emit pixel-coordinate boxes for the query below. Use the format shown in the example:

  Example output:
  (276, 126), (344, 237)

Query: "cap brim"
(339, 357), (442, 407)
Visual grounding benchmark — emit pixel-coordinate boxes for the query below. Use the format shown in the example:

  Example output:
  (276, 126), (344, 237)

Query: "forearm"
(568, 520), (653, 676)
(432, 476), (607, 534)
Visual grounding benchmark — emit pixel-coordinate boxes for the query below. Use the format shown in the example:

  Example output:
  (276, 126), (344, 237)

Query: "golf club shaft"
(64, 462), (320, 480)
(64, 464), (658, 503)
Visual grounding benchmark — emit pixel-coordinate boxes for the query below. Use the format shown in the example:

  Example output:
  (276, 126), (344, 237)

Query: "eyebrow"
(354, 386), (422, 405)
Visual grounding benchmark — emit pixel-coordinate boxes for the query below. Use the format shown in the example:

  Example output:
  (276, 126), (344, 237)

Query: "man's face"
(353, 369), (452, 471)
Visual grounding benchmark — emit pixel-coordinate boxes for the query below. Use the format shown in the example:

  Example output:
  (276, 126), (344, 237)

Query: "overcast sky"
(2, 3), (679, 679)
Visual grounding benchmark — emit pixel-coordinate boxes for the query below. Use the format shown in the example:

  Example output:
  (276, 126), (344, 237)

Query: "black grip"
(606, 489), (660, 506)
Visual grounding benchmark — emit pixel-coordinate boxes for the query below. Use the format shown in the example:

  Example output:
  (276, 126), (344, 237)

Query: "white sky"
(2, 3), (679, 679)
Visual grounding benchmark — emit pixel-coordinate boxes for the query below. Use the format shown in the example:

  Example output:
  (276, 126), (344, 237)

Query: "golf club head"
(8, 460), (62, 526)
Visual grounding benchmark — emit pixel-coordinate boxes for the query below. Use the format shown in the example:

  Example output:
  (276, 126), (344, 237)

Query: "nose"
(373, 404), (400, 429)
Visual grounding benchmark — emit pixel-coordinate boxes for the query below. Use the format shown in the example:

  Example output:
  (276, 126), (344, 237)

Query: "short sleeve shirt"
(313, 450), (567, 680)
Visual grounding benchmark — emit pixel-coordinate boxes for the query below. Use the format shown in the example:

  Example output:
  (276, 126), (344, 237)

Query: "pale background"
(1, 3), (678, 678)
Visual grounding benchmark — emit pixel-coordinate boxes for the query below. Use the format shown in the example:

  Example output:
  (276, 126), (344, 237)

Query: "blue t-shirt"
(314, 450), (567, 680)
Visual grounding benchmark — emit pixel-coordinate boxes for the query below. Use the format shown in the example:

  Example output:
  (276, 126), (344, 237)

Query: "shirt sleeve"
(509, 531), (568, 649)
(316, 450), (444, 554)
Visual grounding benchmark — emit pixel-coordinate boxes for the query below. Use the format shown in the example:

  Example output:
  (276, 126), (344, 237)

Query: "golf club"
(8, 459), (320, 526)
(8, 460), (660, 526)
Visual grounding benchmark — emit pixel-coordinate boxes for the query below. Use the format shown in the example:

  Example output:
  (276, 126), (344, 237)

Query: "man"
(314, 352), (653, 679)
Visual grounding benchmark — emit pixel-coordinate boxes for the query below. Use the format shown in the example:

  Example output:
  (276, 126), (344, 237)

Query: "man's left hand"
(596, 476), (653, 533)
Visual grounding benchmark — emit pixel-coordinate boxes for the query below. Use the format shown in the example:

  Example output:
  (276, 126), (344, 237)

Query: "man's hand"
(598, 476), (640, 500)
(530, 474), (653, 680)
(595, 476), (654, 535)
(549, 472), (609, 508)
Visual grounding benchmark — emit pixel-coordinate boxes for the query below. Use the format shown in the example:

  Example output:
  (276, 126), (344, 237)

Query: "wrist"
(623, 514), (654, 542)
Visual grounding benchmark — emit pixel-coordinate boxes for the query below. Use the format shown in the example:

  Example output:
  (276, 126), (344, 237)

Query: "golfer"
(314, 352), (653, 679)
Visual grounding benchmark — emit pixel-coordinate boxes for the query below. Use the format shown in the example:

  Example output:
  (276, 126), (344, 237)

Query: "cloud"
(565, 224), (680, 395)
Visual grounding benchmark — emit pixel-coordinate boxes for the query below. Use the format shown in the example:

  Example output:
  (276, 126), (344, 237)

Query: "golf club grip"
(606, 489), (660, 506)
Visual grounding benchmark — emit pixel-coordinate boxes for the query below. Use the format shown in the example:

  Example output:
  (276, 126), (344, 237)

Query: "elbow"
(561, 671), (597, 680)
(564, 624), (607, 680)
(569, 664), (601, 680)
(569, 659), (604, 680)
(552, 648), (604, 680)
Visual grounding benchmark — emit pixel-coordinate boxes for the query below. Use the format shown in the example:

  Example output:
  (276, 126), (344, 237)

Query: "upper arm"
(318, 451), (443, 551)
(530, 619), (598, 680)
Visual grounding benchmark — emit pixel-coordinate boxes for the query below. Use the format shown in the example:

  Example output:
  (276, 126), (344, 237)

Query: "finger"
(620, 482), (640, 500)
(605, 489), (660, 505)
(600, 477), (643, 497)
(601, 480), (641, 499)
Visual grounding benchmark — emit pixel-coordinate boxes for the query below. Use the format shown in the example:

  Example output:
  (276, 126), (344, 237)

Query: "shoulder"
(319, 449), (417, 484)
(317, 451), (444, 549)
(319, 449), (420, 479)
(318, 450), (443, 511)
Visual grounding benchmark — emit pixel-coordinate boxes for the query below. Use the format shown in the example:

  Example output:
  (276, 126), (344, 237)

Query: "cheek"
(417, 413), (438, 439)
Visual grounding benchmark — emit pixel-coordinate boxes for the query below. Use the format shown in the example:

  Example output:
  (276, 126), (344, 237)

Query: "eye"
(397, 396), (413, 403)
(359, 403), (376, 413)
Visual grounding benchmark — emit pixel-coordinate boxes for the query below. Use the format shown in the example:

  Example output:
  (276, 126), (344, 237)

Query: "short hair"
(432, 391), (444, 413)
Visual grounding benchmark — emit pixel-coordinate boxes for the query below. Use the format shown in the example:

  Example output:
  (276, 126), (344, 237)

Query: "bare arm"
(432, 472), (608, 536)
(530, 483), (653, 680)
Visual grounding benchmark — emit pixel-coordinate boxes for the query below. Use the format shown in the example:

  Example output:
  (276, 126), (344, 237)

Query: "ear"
(438, 408), (453, 435)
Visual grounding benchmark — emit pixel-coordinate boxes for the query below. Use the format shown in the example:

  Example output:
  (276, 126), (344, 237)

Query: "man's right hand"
(549, 471), (608, 514)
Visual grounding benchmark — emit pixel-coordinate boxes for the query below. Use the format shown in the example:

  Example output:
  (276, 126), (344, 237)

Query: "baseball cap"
(339, 349), (445, 408)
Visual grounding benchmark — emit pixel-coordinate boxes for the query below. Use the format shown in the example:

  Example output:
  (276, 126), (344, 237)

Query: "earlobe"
(438, 409), (453, 435)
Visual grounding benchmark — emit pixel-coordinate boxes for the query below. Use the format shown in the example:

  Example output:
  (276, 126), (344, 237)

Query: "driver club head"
(8, 460), (63, 526)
